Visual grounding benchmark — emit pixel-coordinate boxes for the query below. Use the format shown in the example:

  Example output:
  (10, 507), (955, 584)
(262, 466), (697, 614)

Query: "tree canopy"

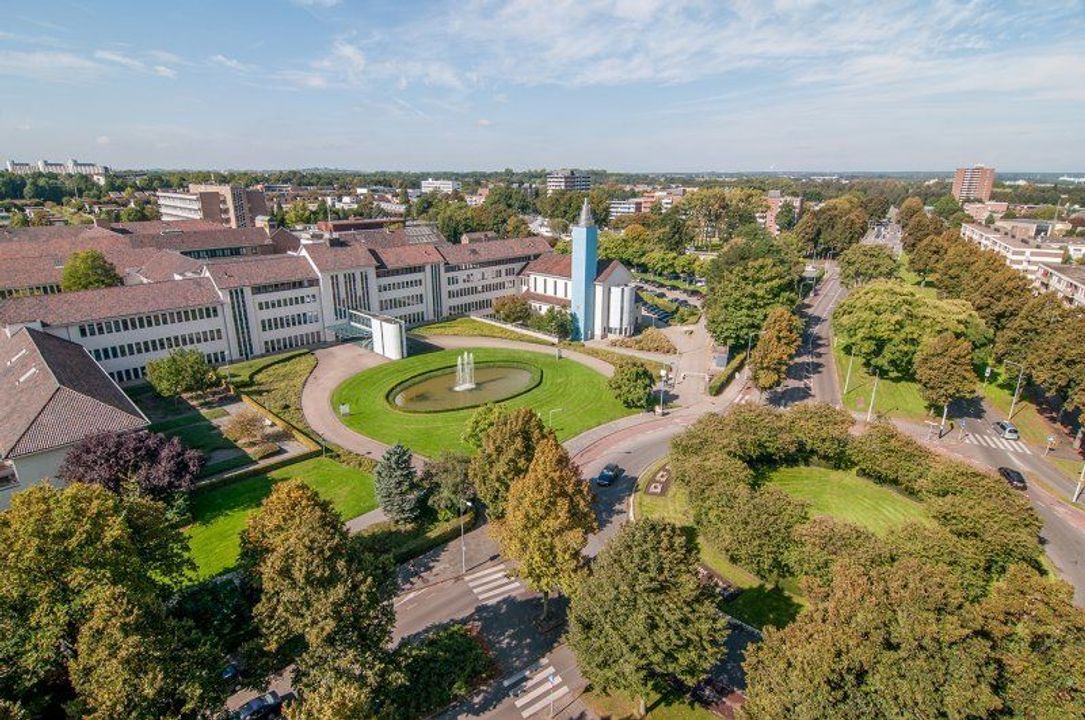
(58, 429), (203, 501)
(60, 249), (122, 292)
(838, 243), (898, 287)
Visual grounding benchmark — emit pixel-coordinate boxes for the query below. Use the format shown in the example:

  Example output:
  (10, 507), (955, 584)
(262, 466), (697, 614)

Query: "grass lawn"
(331, 347), (634, 456)
(979, 367), (1057, 448)
(1051, 457), (1085, 483)
(185, 457), (376, 579)
(635, 462), (803, 629)
(226, 351), (317, 438)
(585, 690), (715, 720)
(413, 317), (552, 345)
(170, 418), (239, 453)
(764, 466), (929, 536)
(834, 345), (929, 421)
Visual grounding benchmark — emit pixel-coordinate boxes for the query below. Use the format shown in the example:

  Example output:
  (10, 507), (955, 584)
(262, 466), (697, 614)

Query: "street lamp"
(658, 368), (667, 414)
(746, 330), (762, 362)
(1004, 360), (1026, 420)
(866, 369), (880, 423)
(547, 407), (564, 427)
(459, 499), (473, 575)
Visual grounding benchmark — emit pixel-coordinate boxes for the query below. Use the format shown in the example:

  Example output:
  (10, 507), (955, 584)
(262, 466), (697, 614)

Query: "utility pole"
(459, 499), (473, 574)
(1006, 360), (1025, 419)
(1074, 463), (1085, 503)
(866, 369), (880, 423)
(843, 349), (855, 395)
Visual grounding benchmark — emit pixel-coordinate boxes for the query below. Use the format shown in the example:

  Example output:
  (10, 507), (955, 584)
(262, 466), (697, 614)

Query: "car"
(998, 467), (1028, 491)
(653, 291), (667, 298)
(237, 691), (294, 720)
(993, 420), (1020, 440)
(596, 463), (622, 486)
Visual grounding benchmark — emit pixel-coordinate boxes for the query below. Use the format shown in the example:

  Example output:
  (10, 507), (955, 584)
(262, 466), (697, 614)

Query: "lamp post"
(1005, 360), (1025, 420)
(658, 368), (667, 414)
(866, 369), (880, 423)
(547, 407), (564, 427)
(842, 348), (855, 396)
(459, 499), (473, 575)
(1074, 462), (1085, 503)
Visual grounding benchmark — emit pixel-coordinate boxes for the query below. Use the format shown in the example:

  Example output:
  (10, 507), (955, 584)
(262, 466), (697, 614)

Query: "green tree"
(749, 307), (802, 390)
(775, 200), (797, 231)
(61, 249), (122, 292)
(284, 200), (313, 227)
(374, 443), (423, 524)
(468, 408), (551, 519)
(500, 438), (596, 618)
(239, 480), (394, 694)
(461, 403), (505, 450)
(705, 484), (808, 584)
(491, 294), (532, 324)
(421, 451), (473, 520)
(784, 402), (854, 467)
(568, 520), (726, 717)
(145, 349), (218, 398)
(705, 235), (800, 348)
(849, 421), (933, 494)
(837, 243), (898, 287)
(932, 194), (962, 218)
(896, 195), (924, 227)
(503, 214), (531, 238)
(607, 360), (656, 408)
(0, 484), (201, 715)
(914, 331), (976, 427)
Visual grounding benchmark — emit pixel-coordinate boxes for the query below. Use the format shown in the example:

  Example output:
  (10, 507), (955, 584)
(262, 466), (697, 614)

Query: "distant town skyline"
(2, 0), (1084, 172)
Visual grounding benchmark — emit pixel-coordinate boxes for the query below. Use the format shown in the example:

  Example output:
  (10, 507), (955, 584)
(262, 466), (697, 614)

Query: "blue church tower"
(570, 199), (598, 341)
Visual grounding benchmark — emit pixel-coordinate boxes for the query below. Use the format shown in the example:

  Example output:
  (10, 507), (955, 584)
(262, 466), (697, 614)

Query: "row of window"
(378, 278), (424, 292)
(395, 311), (426, 325)
(0, 284), (60, 299)
(251, 279), (318, 295)
(379, 293), (424, 312)
(376, 265), (423, 279)
(448, 298), (493, 315)
(92, 328), (224, 362)
(186, 246), (254, 259)
(108, 351), (226, 385)
(444, 254), (539, 273)
(263, 331), (322, 355)
(78, 305), (220, 338)
(257, 293), (317, 311)
(530, 277), (570, 298)
(259, 312), (320, 333)
(447, 280), (514, 298)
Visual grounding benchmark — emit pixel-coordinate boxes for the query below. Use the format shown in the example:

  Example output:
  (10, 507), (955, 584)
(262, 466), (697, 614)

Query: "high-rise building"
(546, 169), (592, 194)
(157, 183), (268, 228)
(570, 199), (598, 340)
(420, 178), (462, 194)
(952, 165), (996, 202)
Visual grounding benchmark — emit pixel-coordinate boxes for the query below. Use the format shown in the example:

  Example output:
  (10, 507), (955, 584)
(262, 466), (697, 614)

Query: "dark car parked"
(237, 691), (295, 720)
(997, 466), (1027, 491)
(596, 463), (622, 487)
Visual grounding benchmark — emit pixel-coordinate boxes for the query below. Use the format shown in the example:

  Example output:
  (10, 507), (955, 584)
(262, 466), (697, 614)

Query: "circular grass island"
(331, 347), (636, 456)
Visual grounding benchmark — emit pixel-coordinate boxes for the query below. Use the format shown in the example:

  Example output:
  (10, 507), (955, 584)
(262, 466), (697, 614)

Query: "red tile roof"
(438, 236), (551, 265)
(132, 227), (273, 253)
(204, 255), (318, 289)
(523, 254), (624, 282)
(302, 240), (378, 271)
(0, 327), (146, 459)
(0, 256), (64, 291)
(370, 243), (447, 269)
(521, 290), (570, 307)
(0, 277), (222, 327)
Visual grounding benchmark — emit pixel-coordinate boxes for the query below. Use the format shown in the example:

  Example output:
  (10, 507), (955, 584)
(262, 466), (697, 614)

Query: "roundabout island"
(330, 346), (635, 457)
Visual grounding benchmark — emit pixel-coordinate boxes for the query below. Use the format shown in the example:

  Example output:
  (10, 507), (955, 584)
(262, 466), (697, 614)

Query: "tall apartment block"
(952, 165), (996, 202)
(546, 169), (592, 194)
(157, 183), (268, 228)
(420, 178), (462, 194)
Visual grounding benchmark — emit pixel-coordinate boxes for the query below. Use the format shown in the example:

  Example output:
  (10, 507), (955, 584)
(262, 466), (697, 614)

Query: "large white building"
(6, 159), (109, 176)
(1037, 263), (1085, 308)
(546, 169), (592, 194)
(960, 223), (1067, 282)
(420, 178), (463, 194)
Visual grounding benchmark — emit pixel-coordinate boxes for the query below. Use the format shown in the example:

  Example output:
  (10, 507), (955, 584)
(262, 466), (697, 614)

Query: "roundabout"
(330, 346), (635, 456)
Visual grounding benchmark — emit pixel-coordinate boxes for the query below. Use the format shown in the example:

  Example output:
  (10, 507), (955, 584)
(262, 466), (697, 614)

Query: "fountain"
(453, 351), (476, 391)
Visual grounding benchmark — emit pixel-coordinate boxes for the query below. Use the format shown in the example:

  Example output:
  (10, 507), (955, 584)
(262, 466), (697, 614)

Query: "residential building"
(960, 223), (1065, 281)
(420, 178), (463, 194)
(963, 201), (1009, 223)
(609, 199), (645, 217)
(157, 183), (269, 228)
(6, 158), (109, 176)
(0, 326), (147, 508)
(1037, 263), (1085, 308)
(952, 165), (996, 202)
(546, 169), (592, 194)
(761, 191), (803, 235)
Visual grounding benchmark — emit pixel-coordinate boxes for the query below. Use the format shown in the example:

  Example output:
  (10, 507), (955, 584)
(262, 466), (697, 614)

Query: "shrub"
(785, 402), (855, 467)
(706, 405), (799, 466)
(849, 422), (932, 494)
(707, 352), (746, 395)
(248, 443), (279, 461)
(58, 430), (203, 501)
(791, 517), (887, 589)
(610, 327), (677, 354)
(384, 625), (495, 717)
(146, 349), (218, 398)
(492, 294), (532, 324)
(608, 360), (656, 408)
(223, 408), (267, 446)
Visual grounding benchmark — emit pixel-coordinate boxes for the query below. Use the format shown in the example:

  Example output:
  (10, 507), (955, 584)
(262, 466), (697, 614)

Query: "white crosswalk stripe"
(963, 433), (1031, 455)
(464, 563), (524, 604)
(503, 658), (571, 718)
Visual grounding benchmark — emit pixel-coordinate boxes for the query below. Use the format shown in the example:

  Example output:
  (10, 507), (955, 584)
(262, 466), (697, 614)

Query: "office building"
(546, 169), (592, 194)
(952, 165), (996, 202)
(157, 183), (269, 228)
(6, 159), (109, 176)
(420, 178), (463, 194)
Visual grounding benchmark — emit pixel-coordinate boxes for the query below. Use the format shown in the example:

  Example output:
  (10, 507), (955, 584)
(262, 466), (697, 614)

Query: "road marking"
(465, 565), (508, 582)
(464, 562), (524, 604)
(519, 687), (570, 718)
(964, 434), (1032, 455)
(509, 661), (571, 718)
(394, 589), (424, 607)
(503, 659), (547, 687)
(514, 673), (562, 707)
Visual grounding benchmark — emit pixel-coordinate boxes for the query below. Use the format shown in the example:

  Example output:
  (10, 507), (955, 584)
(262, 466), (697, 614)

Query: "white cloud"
(94, 49), (145, 71)
(275, 69), (328, 89)
(0, 50), (101, 81)
(153, 65), (176, 78)
(290, 0), (341, 6)
(314, 39), (366, 83)
(476, 118), (493, 127)
(96, 135), (111, 145)
(210, 54), (254, 72)
(148, 50), (182, 64)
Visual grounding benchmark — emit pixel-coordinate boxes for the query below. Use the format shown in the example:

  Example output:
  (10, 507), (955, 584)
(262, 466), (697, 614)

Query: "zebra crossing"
(463, 563), (525, 605)
(503, 657), (570, 718)
(963, 433), (1031, 455)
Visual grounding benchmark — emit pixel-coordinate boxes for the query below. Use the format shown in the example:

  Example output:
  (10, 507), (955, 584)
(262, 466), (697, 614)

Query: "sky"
(1, 0), (1083, 172)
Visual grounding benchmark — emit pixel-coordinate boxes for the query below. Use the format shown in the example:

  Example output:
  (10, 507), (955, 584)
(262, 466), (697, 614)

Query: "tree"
(775, 200), (797, 231)
(896, 195), (924, 227)
(374, 443), (423, 524)
(500, 438), (596, 618)
(461, 403), (505, 450)
(491, 294), (531, 324)
(468, 408), (551, 519)
(749, 307), (802, 390)
(568, 520), (726, 717)
(837, 243), (898, 287)
(421, 451), (473, 520)
(833, 280), (988, 378)
(239, 480), (394, 694)
(686, 405), (799, 467)
(503, 214), (531, 238)
(0, 484), (203, 715)
(705, 235), (800, 348)
(530, 306), (573, 340)
(784, 402), (854, 467)
(704, 484), (808, 584)
(145, 349), (218, 398)
(58, 429), (203, 501)
(607, 360), (655, 408)
(914, 331), (976, 428)
(849, 421), (933, 494)
(60, 249), (121, 292)
(792, 195), (869, 254)
(932, 194), (962, 219)
(284, 200), (313, 227)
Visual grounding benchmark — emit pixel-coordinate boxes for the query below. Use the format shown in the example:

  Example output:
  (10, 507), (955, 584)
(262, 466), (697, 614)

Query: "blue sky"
(1, 0), (1083, 171)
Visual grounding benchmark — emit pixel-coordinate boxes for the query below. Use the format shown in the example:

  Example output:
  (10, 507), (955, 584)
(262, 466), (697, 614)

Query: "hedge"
(708, 352), (747, 395)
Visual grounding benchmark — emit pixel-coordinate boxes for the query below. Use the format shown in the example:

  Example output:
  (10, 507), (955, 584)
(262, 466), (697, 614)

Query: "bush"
(492, 294), (532, 324)
(607, 360), (656, 408)
(785, 402), (855, 467)
(223, 408), (267, 446)
(146, 349), (218, 398)
(248, 443), (279, 461)
(707, 352), (745, 395)
(384, 625), (495, 718)
(849, 421), (932, 494)
(610, 327), (677, 354)
(704, 405), (799, 467)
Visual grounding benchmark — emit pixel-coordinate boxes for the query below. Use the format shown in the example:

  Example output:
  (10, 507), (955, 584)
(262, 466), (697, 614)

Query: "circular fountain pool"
(389, 362), (540, 412)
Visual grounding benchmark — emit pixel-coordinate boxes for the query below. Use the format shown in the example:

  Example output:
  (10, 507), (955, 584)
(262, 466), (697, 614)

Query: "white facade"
(521, 264), (636, 339)
(2, 447), (68, 510)
(1037, 264), (1085, 308)
(546, 170), (591, 194)
(420, 178), (463, 194)
(219, 281), (323, 359)
(960, 223), (1066, 282)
